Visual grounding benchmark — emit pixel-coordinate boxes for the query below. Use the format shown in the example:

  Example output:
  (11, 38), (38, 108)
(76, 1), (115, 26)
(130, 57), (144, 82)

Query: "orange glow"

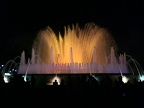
(33, 22), (116, 65)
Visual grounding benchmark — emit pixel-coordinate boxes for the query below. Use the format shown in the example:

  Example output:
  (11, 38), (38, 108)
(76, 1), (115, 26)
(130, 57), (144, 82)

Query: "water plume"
(33, 22), (117, 64)
(18, 22), (129, 74)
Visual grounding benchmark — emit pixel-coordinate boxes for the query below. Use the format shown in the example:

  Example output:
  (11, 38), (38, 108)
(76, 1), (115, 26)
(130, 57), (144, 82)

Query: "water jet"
(18, 22), (130, 75)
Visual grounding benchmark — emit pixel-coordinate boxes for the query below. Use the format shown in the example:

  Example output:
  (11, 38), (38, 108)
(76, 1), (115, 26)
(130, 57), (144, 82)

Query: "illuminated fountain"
(18, 22), (130, 75)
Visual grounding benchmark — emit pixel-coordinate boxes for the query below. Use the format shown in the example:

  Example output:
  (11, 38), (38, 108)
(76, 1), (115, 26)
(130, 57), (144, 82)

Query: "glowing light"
(122, 76), (129, 83)
(3, 73), (12, 83)
(4, 73), (11, 76)
(51, 75), (60, 85)
(139, 75), (144, 82)
(24, 75), (27, 82)
(90, 74), (100, 82)
(22, 75), (28, 82)
(3, 76), (9, 83)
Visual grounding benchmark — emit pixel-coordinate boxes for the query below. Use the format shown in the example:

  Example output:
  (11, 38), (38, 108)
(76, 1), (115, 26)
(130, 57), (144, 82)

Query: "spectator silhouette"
(60, 79), (65, 86)
(114, 75), (125, 96)
(53, 79), (58, 86)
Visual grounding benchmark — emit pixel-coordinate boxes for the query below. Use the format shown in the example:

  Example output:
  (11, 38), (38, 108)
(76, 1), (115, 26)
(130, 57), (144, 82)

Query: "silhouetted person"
(53, 79), (58, 86)
(114, 75), (125, 96)
(60, 79), (65, 86)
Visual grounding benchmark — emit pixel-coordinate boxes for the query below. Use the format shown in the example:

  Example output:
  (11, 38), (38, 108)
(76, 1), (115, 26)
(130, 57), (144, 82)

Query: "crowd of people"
(0, 73), (144, 107)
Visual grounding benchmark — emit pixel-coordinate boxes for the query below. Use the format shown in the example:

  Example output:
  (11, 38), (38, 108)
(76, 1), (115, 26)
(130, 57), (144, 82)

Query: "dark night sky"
(0, 0), (144, 67)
